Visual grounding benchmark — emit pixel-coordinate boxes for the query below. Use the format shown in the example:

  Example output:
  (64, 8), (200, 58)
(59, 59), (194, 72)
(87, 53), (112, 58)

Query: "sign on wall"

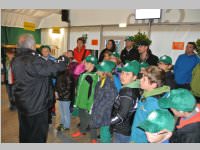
(24, 22), (36, 31)
(172, 42), (185, 50)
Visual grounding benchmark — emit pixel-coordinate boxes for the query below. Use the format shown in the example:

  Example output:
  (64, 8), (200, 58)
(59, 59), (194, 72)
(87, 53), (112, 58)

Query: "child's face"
(84, 62), (94, 72)
(145, 130), (172, 143)
(140, 75), (157, 91)
(158, 62), (170, 71)
(170, 108), (185, 117)
(120, 71), (136, 85)
(103, 53), (111, 61)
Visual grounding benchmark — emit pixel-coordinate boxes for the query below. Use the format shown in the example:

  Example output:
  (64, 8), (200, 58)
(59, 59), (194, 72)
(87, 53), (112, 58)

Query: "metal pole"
(67, 22), (71, 50)
(148, 19), (153, 39)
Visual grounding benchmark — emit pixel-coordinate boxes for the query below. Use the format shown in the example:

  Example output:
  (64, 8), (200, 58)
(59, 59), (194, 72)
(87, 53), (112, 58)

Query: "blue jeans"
(113, 132), (130, 143)
(58, 101), (71, 128)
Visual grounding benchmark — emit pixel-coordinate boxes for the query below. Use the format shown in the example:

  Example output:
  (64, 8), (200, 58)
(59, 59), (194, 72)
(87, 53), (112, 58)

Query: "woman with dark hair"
(99, 39), (116, 62)
(73, 37), (91, 64)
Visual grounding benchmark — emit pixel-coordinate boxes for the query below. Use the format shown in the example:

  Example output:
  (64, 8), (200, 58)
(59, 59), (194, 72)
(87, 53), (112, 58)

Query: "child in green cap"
(138, 109), (175, 143)
(158, 88), (200, 143)
(90, 60), (118, 143)
(130, 66), (170, 143)
(71, 55), (99, 143)
(158, 55), (176, 89)
(110, 60), (141, 143)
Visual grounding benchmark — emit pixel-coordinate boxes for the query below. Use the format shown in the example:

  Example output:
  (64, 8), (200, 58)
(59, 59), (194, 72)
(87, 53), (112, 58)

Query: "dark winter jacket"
(90, 77), (118, 128)
(165, 71), (176, 89)
(170, 105), (200, 143)
(111, 80), (140, 136)
(12, 48), (67, 116)
(120, 47), (140, 64)
(56, 67), (75, 101)
(139, 49), (159, 66)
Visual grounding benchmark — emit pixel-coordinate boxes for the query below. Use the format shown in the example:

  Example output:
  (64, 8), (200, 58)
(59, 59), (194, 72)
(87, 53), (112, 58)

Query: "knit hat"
(85, 55), (98, 65)
(159, 55), (172, 65)
(159, 88), (196, 112)
(96, 60), (116, 73)
(119, 60), (141, 75)
(138, 109), (175, 133)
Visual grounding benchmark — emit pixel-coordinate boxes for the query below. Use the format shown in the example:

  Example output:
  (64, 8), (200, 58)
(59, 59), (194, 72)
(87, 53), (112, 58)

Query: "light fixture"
(119, 23), (127, 28)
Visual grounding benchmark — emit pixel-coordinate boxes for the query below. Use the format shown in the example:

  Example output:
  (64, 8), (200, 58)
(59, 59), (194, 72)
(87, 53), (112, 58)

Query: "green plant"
(133, 32), (152, 46)
(196, 39), (200, 56)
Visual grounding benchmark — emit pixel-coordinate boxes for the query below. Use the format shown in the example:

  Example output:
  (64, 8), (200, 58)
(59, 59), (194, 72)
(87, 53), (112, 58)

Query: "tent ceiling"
(2, 9), (61, 19)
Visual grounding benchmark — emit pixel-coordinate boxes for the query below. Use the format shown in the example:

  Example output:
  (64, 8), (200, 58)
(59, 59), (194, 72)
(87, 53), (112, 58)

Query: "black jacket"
(120, 47), (140, 64)
(56, 67), (75, 101)
(165, 71), (176, 89)
(111, 87), (140, 136)
(12, 48), (67, 116)
(139, 49), (159, 66)
(170, 122), (200, 143)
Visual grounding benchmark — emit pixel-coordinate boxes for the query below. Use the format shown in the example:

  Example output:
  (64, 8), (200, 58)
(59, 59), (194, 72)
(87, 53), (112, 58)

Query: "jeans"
(59, 101), (71, 128)
(113, 132), (130, 143)
(18, 110), (49, 143)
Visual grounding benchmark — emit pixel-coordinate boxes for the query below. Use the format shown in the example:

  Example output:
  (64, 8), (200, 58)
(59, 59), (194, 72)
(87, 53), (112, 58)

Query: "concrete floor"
(1, 84), (95, 143)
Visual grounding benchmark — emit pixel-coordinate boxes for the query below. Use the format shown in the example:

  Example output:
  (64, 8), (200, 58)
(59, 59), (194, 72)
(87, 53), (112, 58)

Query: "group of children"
(54, 49), (200, 143)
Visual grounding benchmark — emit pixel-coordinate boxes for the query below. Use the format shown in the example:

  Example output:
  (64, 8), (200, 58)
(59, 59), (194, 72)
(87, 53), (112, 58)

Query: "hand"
(57, 55), (69, 64)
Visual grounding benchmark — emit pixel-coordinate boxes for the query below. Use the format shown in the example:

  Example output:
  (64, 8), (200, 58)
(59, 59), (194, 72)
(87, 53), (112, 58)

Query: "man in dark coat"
(120, 36), (140, 64)
(137, 40), (159, 66)
(12, 34), (68, 143)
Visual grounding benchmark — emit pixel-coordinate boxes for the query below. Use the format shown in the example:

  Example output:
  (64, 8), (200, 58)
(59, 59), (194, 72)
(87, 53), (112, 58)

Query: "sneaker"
(57, 124), (64, 131)
(91, 139), (97, 143)
(71, 131), (86, 138)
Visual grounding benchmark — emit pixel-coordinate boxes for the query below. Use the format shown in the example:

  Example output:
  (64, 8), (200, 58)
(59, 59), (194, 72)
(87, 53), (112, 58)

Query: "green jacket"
(191, 64), (200, 97)
(74, 72), (99, 111)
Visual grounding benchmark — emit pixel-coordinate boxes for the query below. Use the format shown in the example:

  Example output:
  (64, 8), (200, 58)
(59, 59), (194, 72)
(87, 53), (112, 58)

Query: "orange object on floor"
(71, 131), (84, 138)
(91, 139), (97, 143)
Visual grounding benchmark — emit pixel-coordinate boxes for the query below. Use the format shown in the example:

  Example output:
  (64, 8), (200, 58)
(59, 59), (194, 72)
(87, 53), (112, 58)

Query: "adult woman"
(99, 39), (116, 62)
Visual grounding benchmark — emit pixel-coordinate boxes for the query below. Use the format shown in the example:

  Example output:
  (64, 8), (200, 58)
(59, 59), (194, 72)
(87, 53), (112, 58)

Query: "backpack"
(191, 64), (200, 97)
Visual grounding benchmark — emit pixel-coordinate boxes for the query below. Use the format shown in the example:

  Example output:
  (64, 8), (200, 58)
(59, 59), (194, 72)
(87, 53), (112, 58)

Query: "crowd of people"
(1, 33), (200, 143)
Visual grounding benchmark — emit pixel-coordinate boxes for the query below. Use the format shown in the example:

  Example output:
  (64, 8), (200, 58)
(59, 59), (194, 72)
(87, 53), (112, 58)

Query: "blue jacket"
(113, 73), (121, 92)
(174, 54), (200, 84)
(130, 86), (170, 143)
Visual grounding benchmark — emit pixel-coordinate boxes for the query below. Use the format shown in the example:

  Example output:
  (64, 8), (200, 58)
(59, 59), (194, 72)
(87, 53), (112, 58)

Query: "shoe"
(71, 131), (86, 138)
(97, 135), (100, 139)
(91, 139), (97, 143)
(57, 124), (64, 131)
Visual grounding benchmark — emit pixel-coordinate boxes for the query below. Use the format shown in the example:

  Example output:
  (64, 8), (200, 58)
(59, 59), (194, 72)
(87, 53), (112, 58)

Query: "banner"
(24, 22), (36, 31)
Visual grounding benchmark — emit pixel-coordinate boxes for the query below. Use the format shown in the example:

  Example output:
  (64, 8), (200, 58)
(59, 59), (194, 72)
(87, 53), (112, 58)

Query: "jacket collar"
(143, 85), (170, 98)
(123, 79), (140, 89)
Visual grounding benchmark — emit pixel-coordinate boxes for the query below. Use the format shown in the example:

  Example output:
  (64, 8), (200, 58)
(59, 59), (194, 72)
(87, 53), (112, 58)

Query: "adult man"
(12, 34), (68, 143)
(137, 40), (159, 66)
(120, 36), (139, 64)
(174, 42), (200, 90)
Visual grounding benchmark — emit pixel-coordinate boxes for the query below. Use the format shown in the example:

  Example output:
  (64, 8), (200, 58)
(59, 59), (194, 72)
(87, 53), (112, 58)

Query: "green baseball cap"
(140, 62), (149, 69)
(159, 88), (196, 112)
(159, 55), (172, 65)
(138, 109), (175, 133)
(85, 55), (98, 65)
(119, 60), (141, 75)
(125, 36), (134, 42)
(96, 60), (116, 72)
(111, 52), (120, 59)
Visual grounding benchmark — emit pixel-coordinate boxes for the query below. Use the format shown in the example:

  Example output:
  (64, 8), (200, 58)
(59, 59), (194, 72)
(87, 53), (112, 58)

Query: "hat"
(159, 89), (196, 112)
(137, 40), (151, 46)
(119, 60), (141, 75)
(138, 109), (175, 133)
(96, 60), (116, 72)
(111, 52), (120, 59)
(159, 55), (172, 65)
(40, 45), (51, 52)
(85, 55), (98, 65)
(140, 62), (149, 69)
(125, 36), (134, 42)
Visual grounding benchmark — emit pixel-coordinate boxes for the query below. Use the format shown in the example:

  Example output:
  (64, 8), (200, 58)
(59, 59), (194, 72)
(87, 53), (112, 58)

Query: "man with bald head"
(12, 34), (68, 143)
